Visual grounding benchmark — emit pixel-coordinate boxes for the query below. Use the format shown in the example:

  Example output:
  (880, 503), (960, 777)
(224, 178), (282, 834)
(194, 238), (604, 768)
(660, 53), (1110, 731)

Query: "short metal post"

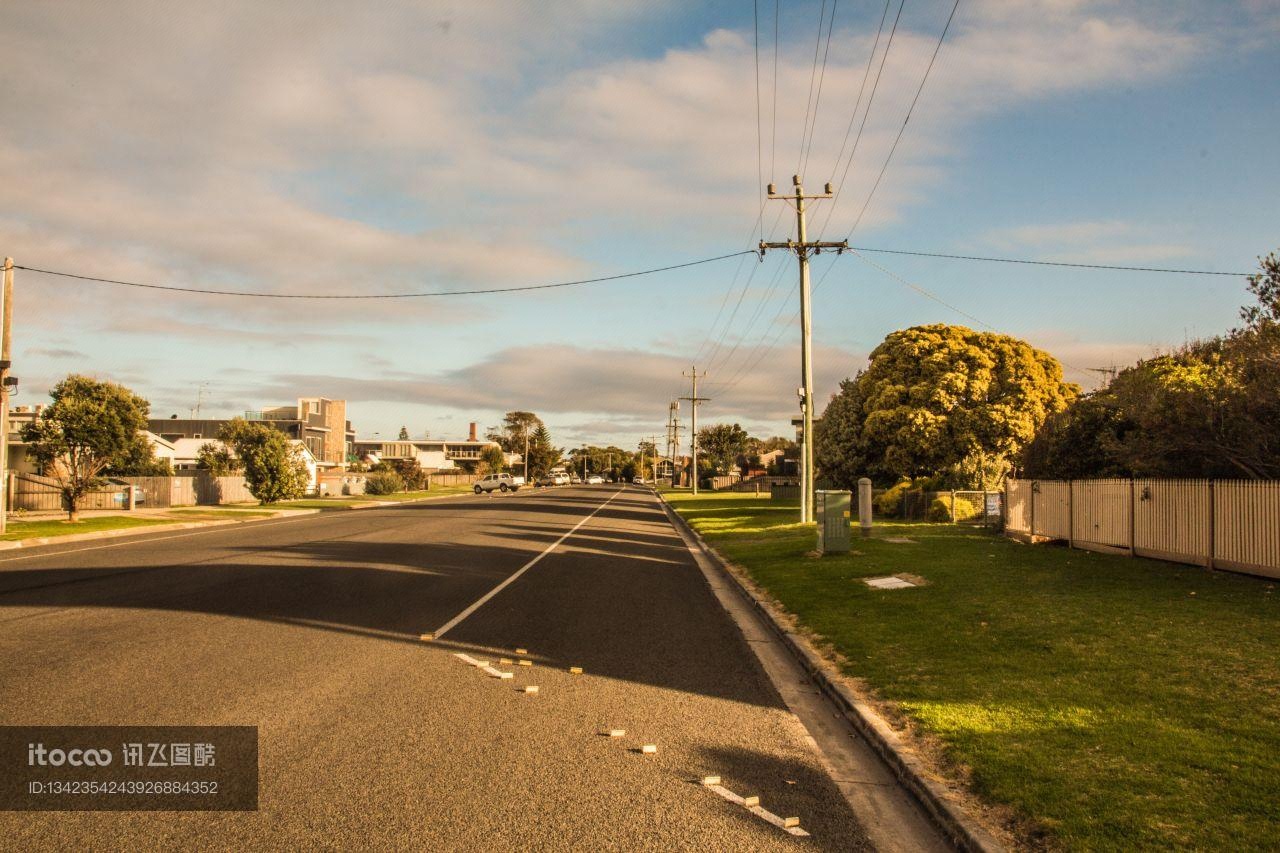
(858, 478), (872, 537)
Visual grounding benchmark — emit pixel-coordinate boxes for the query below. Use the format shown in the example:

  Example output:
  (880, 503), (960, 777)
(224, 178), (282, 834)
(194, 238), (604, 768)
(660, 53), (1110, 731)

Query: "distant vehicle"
(538, 472), (570, 487)
(474, 473), (521, 494)
(632, 476), (645, 485)
(569, 473), (582, 484)
(586, 475), (603, 485)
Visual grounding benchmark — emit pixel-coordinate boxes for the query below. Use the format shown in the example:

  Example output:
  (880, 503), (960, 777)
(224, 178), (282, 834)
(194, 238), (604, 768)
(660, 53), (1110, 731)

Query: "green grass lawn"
(164, 508), (276, 520)
(264, 499), (366, 510)
(663, 491), (1280, 851)
(372, 485), (475, 501)
(1, 516), (173, 541)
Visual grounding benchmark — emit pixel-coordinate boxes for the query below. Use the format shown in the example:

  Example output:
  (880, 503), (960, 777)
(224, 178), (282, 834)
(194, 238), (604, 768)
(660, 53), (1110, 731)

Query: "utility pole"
(0, 258), (12, 535)
(759, 176), (847, 523)
(523, 427), (530, 483)
(680, 366), (709, 495)
(671, 408), (684, 487)
(667, 401), (683, 487)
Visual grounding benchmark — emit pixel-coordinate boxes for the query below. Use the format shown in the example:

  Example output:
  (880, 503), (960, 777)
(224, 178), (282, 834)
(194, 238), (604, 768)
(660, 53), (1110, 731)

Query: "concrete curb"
(656, 492), (1005, 853)
(0, 509), (322, 551)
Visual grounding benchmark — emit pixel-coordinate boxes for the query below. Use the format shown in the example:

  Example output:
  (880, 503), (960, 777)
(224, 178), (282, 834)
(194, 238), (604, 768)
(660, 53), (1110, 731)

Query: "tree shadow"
(0, 491), (785, 709)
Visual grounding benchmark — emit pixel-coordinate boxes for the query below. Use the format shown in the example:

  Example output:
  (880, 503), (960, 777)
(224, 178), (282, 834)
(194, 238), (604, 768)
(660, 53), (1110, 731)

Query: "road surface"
(0, 485), (942, 850)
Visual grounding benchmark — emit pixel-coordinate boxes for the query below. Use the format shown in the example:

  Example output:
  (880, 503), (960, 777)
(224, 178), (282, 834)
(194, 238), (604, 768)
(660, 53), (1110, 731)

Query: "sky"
(3, 0), (1278, 451)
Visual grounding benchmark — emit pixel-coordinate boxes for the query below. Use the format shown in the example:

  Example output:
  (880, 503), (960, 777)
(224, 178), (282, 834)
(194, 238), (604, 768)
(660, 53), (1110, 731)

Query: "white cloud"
(2, 0), (1267, 430)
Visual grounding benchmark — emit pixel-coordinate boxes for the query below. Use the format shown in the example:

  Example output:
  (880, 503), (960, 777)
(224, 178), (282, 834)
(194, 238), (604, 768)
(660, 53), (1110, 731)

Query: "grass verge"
(264, 499), (366, 511)
(373, 485), (475, 501)
(663, 490), (1280, 851)
(1, 516), (173, 541)
(164, 509), (276, 520)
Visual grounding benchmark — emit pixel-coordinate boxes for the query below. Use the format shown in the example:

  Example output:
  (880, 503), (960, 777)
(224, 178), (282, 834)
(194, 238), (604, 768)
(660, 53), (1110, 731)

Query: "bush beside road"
(662, 490), (1280, 851)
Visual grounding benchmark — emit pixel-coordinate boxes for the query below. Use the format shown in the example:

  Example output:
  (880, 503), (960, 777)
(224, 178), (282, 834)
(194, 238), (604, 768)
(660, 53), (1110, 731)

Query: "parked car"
(632, 476), (645, 485)
(474, 473), (521, 493)
(538, 472), (570, 487)
(586, 475), (603, 484)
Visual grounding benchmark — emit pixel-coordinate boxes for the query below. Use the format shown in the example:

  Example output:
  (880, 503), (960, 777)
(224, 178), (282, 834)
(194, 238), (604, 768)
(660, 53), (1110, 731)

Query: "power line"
(819, 0), (906, 241)
(754, 0), (764, 244)
(846, 0), (962, 237)
(796, 0), (830, 173)
(848, 249), (1098, 381)
(798, 0), (840, 178)
(771, 0), (780, 182)
(845, 246), (1253, 276)
(827, 0), (893, 185)
(13, 252), (754, 299)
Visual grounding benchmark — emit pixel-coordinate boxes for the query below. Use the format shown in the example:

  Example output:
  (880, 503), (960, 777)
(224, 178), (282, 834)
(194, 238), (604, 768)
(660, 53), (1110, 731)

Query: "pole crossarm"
(758, 239), (848, 259)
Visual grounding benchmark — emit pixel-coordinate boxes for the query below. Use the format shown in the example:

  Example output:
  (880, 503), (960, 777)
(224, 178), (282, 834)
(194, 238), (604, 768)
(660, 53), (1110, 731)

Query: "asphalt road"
(0, 485), (886, 850)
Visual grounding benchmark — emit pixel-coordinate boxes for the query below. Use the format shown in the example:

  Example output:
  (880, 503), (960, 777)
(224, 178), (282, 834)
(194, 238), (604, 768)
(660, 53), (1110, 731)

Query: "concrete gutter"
(657, 491), (1006, 853)
(0, 509), (321, 551)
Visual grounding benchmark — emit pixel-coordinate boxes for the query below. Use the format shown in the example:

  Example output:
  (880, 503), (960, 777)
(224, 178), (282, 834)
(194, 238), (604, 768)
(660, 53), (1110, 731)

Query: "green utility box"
(816, 489), (852, 554)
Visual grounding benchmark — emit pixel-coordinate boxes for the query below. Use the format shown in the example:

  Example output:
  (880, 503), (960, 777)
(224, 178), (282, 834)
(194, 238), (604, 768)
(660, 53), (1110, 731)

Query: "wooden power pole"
(759, 176), (847, 523)
(680, 366), (709, 495)
(0, 258), (12, 535)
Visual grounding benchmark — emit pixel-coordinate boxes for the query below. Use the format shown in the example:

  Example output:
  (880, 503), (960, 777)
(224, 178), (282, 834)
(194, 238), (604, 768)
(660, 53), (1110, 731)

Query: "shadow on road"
(0, 488), (788, 710)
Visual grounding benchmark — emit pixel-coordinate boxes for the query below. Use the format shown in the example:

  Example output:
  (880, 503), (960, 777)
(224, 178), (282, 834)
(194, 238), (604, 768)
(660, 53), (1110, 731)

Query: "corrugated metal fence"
(1005, 478), (1280, 579)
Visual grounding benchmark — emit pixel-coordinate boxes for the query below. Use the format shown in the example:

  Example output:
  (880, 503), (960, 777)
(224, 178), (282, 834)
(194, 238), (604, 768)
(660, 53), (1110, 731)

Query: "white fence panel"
(1006, 480), (1031, 534)
(1071, 479), (1131, 551)
(1032, 481), (1071, 540)
(1133, 479), (1209, 566)
(1215, 480), (1280, 579)
(1005, 477), (1280, 580)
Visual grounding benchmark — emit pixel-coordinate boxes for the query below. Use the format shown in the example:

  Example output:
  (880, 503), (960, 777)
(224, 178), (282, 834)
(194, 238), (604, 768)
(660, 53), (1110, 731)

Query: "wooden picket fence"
(9, 472), (257, 511)
(1005, 478), (1280, 579)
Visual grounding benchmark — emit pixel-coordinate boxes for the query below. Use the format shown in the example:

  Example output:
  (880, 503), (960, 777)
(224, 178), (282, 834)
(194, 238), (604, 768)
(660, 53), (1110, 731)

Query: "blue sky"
(3, 0), (1278, 451)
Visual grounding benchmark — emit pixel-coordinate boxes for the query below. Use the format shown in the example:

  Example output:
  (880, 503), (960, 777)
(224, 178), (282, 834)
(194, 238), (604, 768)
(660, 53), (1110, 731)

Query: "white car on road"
(474, 473), (523, 493)
(586, 475), (603, 484)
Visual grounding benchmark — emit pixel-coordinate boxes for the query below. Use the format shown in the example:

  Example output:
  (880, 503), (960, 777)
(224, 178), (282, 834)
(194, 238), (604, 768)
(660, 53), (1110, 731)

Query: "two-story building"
(353, 423), (512, 472)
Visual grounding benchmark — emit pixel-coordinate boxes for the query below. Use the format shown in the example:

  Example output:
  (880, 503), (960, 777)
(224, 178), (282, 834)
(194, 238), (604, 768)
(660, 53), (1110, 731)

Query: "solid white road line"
(431, 487), (626, 640)
(705, 784), (810, 837)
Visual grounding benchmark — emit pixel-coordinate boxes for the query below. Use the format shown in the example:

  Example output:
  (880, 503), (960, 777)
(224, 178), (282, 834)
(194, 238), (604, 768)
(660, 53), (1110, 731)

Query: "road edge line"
(656, 491), (1005, 853)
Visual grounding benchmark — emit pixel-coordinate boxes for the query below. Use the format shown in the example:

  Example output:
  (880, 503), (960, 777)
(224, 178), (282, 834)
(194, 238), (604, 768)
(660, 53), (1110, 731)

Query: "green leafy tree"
(696, 424), (751, 474)
(1022, 253), (1280, 480)
(217, 419), (309, 503)
(525, 423), (560, 479)
(22, 375), (153, 520)
(196, 441), (241, 476)
(364, 470), (404, 495)
(391, 458), (427, 490)
(818, 324), (1077, 489)
(487, 411), (543, 453)
(480, 444), (506, 474)
(398, 426), (410, 440)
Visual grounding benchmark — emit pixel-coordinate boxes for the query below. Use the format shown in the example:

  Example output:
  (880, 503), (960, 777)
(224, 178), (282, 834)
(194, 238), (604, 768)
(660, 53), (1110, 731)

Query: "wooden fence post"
(1128, 479), (1136, 557)
(1029, 481), (1037, 543)
(1067, 480), (1074, 550)
(1207, 479), (1215, 571)
(950, 490), (957, 523)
